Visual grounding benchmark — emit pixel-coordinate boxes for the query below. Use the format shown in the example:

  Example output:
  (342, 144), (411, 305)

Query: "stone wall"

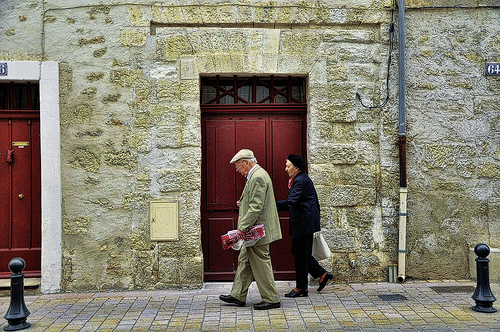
(404, 6), (500, 279)
(0, 0), (499, 291)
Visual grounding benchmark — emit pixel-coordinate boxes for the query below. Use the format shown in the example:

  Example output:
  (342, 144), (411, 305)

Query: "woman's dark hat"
(287, 154), (306, 170)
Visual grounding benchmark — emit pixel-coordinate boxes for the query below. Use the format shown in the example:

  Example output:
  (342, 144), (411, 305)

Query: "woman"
(276, 154), (333, 297)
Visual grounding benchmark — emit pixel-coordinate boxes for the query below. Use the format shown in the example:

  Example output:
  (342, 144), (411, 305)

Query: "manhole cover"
(378, 294), (407, 301)
(430, 286), (475, 293)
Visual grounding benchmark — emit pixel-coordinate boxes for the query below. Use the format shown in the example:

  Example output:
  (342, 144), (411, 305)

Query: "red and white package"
(221, 224), (266, 250)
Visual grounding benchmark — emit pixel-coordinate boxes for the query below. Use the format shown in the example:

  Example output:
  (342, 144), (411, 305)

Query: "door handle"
(7, 149), (14, 164)
(18, 194), (24, 199)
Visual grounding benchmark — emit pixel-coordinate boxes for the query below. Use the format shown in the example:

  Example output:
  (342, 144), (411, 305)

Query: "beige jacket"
(238, 165), (282, 246)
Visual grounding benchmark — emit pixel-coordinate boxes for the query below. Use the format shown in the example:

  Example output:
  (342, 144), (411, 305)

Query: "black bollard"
(471, 243), (497, 313)
(3, 258), (31, 331)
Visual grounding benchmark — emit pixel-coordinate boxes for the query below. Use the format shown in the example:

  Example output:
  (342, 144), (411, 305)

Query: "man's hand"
(236, 229), (245, 241)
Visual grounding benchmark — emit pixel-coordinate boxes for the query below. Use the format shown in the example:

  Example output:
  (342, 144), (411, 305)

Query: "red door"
(0, 83), (41, 278)
(201, 110), (306, 280)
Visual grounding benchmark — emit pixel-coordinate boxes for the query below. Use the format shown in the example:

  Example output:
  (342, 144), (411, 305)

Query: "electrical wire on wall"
(356, 0), (397, 109)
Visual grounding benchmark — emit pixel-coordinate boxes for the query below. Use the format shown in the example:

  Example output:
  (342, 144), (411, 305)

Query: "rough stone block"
(358, 187), (377, 206)
(216, 5), (235, 24)
(330, 185), (358, 207)
(70, 147), (101, 173)
(489, 203), (500, 248)
(327, 62), (348, 81)
(314, 102), (357, 123)
(156, 126), (182, 148)
(309, 145), (357, 165)
(479, 163), (500, 179)
(277, 55), (314, 75)
(325, 227), (356, 252)
(345, 206), (378, 229)
(165, 35), (192, 61)
(158, 257), (180, 285)
(337, 164), (377, 187)
(323, 27), (377, 43)
(120, 29), (148, 47)
(159, 170), (200, 193)
(280, 30), (322, 55)
(181, 57), (198, 80)
(316, 122), (355, 143)
(469, 247), (500, 283)
(104, 150), (137, 170)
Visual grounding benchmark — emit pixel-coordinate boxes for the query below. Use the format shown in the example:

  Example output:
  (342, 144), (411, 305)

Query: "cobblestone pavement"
(0, 280), (499, 331)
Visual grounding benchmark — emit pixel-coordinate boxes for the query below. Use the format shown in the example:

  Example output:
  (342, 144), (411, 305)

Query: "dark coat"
(276, 171), (320, 238)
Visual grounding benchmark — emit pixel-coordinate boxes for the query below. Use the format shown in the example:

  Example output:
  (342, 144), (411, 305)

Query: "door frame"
(0, 62), (61, 293)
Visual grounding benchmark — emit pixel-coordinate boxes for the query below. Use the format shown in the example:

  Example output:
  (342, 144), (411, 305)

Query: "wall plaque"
(486, 63), (500, 76)
(0, 63), (7, 76)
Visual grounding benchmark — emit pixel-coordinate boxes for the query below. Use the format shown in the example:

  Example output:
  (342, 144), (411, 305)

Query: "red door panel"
(235, 119), (267, 196)
(0, 117), (41, 278)
(270, 118), (305, 201)
(205, 120), (237, 211)
(202, 111), (306, 281)
(0, 120), (11, 251)
(269, 117), (305, 277)
(206, 217), (237, 273)
(31, 119), (41, 249)
(11, 119), (32, 248)
(203, 119), (239, 279)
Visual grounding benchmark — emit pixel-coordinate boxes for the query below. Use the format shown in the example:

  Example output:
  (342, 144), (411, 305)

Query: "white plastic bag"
(231, 238), (260, 250)
(312, 231), (331, 260)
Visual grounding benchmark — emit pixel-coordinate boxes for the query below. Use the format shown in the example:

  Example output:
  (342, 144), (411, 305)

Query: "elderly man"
(219, 149), (282, 310)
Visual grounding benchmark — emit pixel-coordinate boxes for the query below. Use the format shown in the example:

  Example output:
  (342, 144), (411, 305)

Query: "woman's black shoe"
(317, 272), (333, 292)
(285, 288), (308, 297)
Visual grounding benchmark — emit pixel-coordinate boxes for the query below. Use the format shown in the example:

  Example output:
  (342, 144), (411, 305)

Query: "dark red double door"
(202, 108), (306, 280)
(0, 114), (41, 278)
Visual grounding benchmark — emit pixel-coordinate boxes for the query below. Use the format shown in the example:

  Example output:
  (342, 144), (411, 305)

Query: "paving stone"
(0, 281), (499, 331)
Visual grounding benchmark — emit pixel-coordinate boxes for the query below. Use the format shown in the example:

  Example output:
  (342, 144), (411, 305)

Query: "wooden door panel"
(269, 117), (305, 277)
(0, 249), (41, 276)
(205, 120), (237, 211)
(271, 118), (305, 202)
(0, 119), (11, 250)
(235, 119), (267, 195)
(206, 217), (238, 273)
(11, 119), (32, 248)
(31, 119), (41, 248)
(203, 118), (240, 278)
(270, 218), (292, 272)
(235, 119), (267, 166)
(202, 112), (305, 281)
(0, 117), (41, 278)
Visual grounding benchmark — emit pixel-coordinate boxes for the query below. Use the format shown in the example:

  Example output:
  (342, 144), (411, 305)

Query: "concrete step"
(0, 278), (41, 289)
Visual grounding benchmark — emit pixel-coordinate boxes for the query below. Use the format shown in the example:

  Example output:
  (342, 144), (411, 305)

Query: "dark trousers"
(291, 234), (327, 290)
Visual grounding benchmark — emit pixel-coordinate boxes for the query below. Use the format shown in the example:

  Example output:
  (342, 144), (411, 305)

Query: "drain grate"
(430, 286), (475, 293)
(378, 294), (407, 301)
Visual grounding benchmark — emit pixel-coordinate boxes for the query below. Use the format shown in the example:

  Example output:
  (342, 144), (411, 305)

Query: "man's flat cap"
(230, 149), (254, 164)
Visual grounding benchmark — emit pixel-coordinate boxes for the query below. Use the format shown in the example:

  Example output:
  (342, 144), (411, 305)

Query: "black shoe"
(285, 288), (308, 297)
(219, 294), (245, 307)
(253, 301), (281, 310)
(317, 272), (333, 292)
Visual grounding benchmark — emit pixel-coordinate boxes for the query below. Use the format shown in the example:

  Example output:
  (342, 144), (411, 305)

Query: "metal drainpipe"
(397, 0), (408, 284)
